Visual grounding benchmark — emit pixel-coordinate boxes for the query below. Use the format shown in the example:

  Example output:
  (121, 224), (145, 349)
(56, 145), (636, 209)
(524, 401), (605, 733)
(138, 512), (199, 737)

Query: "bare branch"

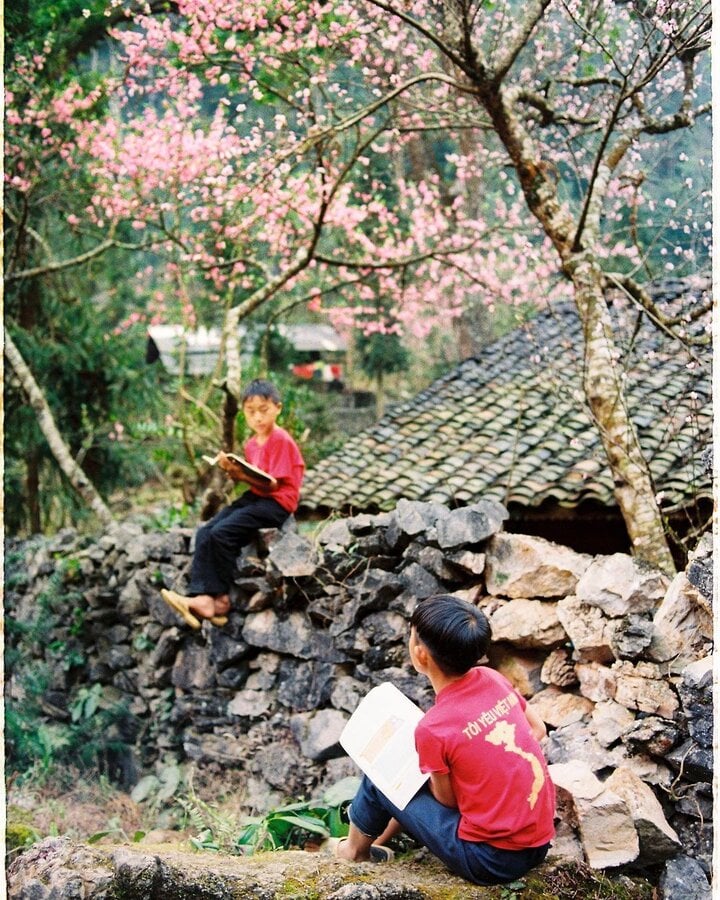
(605, 271), (711, 355)
(364, 0), (474, 76)
(493, 0), (554, 82)
(5, 237), (159, 283)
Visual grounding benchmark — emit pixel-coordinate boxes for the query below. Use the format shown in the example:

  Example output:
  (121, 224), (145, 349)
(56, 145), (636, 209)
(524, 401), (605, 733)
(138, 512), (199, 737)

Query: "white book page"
(340, 682), (429, 809)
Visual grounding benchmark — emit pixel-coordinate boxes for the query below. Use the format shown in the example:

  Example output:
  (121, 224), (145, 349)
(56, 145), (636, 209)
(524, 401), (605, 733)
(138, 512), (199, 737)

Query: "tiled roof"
(300, 276), (712, 517)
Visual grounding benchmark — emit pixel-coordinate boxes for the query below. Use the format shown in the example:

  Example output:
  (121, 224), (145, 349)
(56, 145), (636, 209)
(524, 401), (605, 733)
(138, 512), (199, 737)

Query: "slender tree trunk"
(473, 83), (677, 574)
(566, 255), (676, 573)
(26, 451), (42, 534)
(4, 332), (114, 528)
(375, 371), (385, 420)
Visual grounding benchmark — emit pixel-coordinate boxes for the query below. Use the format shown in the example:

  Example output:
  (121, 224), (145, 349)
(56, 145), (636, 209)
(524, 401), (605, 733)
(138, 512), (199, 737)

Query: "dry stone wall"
(4, 498), (713, 893)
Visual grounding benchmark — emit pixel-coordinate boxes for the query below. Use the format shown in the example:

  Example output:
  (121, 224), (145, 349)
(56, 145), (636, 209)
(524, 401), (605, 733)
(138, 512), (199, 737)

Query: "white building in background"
(146, 323), (347, 377)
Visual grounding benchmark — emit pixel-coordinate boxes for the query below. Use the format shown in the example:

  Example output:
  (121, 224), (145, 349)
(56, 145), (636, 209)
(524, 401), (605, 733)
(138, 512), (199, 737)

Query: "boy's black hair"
(410, 594), (491, 676)
(241, 379), (282, 405)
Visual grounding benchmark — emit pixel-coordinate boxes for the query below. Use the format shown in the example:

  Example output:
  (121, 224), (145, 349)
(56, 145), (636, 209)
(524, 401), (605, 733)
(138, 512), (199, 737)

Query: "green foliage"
(130, 763), (183, 810)
(356, 330), (410, 380)
(87, 822), (146, 845)
(6, 0), (121, 83)
(182, 777), (360, 856)
(69, 683), (104, 723)
(5, 297), (169, 536)
(5, 809), (43, 866)
(5, 678), (133, 786)
(499, 881), (526, 900)
(5, 556), (135, 785)
(146, 503), (196, 532)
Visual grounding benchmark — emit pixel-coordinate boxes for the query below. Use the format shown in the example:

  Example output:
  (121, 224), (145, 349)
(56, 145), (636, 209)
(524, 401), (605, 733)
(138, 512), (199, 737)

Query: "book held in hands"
(202, 452), (273, 484)
(340, 682), (429, 810)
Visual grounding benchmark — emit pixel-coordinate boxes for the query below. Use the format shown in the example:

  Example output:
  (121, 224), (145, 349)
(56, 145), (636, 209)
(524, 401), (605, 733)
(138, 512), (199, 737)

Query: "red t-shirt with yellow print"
(414, 666), (555, 850)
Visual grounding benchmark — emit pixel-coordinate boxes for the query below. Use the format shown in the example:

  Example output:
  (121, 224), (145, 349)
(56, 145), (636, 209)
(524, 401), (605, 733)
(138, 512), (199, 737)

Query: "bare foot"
(213, 594), (230, 615)
(187, 594), (216, 619)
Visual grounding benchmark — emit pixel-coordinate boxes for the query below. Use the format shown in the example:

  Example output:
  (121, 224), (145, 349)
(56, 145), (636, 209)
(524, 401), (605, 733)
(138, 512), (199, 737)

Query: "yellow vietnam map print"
(484, 720), (545, 809)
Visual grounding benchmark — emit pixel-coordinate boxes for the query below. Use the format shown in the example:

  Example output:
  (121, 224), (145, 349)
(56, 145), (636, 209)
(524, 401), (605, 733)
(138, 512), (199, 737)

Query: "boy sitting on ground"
(335, 593), (555, 885)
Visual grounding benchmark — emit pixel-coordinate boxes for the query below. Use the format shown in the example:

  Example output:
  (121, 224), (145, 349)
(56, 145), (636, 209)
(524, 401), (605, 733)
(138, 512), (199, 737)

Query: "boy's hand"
(217, 451), (247, 483)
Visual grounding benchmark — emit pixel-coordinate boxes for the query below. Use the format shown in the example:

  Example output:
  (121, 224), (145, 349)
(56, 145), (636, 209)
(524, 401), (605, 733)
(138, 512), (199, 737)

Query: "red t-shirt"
(414, 667), (555, 850)
(244, 426), (305, 514)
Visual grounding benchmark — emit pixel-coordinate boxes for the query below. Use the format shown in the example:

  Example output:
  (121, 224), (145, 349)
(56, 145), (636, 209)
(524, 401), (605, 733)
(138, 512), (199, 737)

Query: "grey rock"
(399, 562), (443, 599)
(228, 689), (273, 718)
(665, 740), (713, 782)
(610, 613), (654, 660)
(674, 783), (713, 820)
(435, 500), (508, 549)
(208, 629), (249, 670)
(242, 609), (344, 662)
(389, 498), (447, 538)
(623, 716), (680, 757)
(346, 513), (381, 535)
(658, 854), (712, 900)
(267, 530), (318, 578)
(290, 708), (348, 761)
(277, 659), (335, 710)
(345, 568), (405, 611)
(677, 657), (713, 748)
(316, 518), (353, 548)
(171, 642), (216, 691)
(686, 558), (712, 602)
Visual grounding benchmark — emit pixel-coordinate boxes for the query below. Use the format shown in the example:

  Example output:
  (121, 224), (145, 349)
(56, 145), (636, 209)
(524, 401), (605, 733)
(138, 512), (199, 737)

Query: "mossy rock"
(6, 823), (41, 856)
(6, 836), (657, 900)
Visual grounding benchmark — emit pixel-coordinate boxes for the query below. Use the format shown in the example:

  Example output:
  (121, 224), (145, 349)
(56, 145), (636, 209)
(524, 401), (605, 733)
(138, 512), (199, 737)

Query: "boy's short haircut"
(411, 594), (491, 677)
(241, 379), (282, 405)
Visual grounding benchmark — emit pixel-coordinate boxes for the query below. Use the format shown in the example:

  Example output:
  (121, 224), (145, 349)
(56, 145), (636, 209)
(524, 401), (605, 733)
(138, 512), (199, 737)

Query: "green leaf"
(87, 831), (111, 844)
(272, 813), (330, 836)
(130, 774), (160, 803)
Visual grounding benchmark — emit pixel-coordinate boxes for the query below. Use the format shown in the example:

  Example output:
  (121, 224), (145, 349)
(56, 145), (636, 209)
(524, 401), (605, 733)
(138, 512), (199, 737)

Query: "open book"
(202, 452), (274, 485)
(340, 682), (429, 810)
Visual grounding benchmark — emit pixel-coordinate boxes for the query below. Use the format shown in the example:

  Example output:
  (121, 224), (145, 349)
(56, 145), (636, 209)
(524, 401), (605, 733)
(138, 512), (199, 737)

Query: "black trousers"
(186, 492), (289, 596)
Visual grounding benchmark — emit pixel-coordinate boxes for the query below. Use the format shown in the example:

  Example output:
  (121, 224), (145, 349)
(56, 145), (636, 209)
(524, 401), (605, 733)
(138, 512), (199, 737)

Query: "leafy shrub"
(182, 777), (360, 855)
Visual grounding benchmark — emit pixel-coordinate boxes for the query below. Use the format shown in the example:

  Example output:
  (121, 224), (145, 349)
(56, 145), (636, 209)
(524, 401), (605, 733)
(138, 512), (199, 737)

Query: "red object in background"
(292, 363), (317, 380)
(292, 362), (344, 382)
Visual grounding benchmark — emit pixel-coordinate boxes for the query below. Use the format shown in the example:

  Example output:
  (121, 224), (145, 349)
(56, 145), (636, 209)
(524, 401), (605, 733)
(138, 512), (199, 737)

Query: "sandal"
(160, 589), (201, 630)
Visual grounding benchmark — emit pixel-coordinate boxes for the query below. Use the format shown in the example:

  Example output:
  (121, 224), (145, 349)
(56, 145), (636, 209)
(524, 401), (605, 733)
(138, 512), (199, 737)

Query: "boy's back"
(416, 666), (555, 849)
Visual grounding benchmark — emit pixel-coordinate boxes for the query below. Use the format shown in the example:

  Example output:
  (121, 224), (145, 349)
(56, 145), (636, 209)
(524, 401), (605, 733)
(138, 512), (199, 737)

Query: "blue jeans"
(349, 775), (550, 886)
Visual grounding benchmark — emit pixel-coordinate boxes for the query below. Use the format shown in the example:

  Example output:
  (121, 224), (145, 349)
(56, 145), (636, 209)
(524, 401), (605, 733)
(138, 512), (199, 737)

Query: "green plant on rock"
(69, 683), (104, 723)
(5, 667), (134, 787)
(182, 777), (359, 856)
(5, 818), (41, 863)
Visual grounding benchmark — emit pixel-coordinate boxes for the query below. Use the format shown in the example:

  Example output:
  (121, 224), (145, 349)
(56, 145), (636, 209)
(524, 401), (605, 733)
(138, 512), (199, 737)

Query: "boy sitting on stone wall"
(161, 379), (305, 629)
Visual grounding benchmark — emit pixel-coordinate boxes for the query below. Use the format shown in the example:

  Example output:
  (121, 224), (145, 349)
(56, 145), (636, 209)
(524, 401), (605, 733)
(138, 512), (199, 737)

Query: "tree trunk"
(26, 451), (42, 534)
(375, 370), (385, 420)
(474, 84), (677, 574)
(566, 255), (676, 574)
(4, 332), (114, 528)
